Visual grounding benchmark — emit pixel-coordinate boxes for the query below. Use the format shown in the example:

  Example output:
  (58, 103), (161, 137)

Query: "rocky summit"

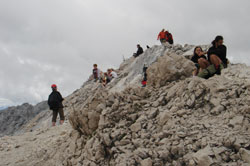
(0, 44), (250, 166)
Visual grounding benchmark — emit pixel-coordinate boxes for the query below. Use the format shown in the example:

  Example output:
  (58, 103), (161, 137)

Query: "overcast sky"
(0, 0), (250, 106)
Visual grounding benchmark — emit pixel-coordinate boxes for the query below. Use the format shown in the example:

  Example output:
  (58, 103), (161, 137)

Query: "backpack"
(48, 92), (60, 109)
(197, 64), (224, 79)
(167, 33), (173, 44)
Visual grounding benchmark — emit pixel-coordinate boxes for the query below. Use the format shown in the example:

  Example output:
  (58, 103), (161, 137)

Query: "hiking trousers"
(52, 108), (65, 122)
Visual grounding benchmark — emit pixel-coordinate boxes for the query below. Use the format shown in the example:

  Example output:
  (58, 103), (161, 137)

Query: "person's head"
(137, 44), (140, 48)
(161, 29), (165, 32)
(93, 64), (98, 69)
(212, 36), (224, 47)
(51, 84), (57, 91)
(107, 69), (111, 73)
(194, 46), (203, 56)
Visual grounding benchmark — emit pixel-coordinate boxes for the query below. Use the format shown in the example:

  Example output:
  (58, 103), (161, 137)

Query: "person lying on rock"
(207, 36), (228, 74)
(48, 84), (65, 127)
(191, 46), (210, 76)
(133, 44), (144, 58)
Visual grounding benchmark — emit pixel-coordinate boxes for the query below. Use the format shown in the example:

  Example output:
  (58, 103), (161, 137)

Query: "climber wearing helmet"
(48, 84), (65, 126)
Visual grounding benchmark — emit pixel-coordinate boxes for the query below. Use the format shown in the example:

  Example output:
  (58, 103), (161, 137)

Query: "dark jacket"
(207, 45), (227, 64)
(191, 54), (207, 64)
(48, 91), (64, 110)
(136, 47), (144, 57)
(166, 33), (173, 44)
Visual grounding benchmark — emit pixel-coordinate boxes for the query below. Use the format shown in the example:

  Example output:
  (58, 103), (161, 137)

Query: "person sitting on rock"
(108, 68), (118, 79)
(133, 44), (144, 58)
(102, 72), (111, 86)
(191, 46), (210, 76)
(157, 29), (166, 44)
(48, 84), (65, 127)
(207, 36), (227, 74)
(92, 64), (101, 82)
(165, 30), (174, 44)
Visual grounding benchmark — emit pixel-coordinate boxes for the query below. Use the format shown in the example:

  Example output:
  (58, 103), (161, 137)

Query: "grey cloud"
(0, 0), (250, 106)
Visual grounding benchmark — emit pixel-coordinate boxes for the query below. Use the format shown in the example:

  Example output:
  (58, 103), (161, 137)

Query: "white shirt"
(111, 71), (118, 78)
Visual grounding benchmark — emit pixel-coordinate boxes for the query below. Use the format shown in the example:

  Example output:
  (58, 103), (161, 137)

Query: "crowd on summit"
(48, 28), (228, 126)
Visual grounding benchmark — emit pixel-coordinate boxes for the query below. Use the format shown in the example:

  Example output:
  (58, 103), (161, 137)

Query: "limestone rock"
(193, 145), (214, 166)
(147, 53), (195, 87)
(140, 158), (153, 166)
(239, 148), (250, 163)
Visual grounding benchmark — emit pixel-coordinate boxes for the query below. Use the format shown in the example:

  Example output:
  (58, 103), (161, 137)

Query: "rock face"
(1, 44), (250, 166)
(0, 101), (49, 137)
(147, 52), (195, 87)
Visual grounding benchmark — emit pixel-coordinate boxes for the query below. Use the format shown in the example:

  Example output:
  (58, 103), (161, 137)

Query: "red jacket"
(158, 31), (166, 40)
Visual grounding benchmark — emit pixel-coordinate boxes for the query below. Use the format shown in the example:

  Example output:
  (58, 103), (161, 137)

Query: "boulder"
(239, 148), (250, 163)
(193, 145), (214, 166)
(147, 53), (195, 87)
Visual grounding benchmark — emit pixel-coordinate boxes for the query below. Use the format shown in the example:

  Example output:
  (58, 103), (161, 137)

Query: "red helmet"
(51, 84), (57, 88)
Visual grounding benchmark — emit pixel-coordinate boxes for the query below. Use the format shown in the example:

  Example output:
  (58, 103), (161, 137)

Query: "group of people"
(191, 35), (227, 77)
(47, 31), (227, 126)
(157, 29), (174, 44)
(92, 64), (118, 86)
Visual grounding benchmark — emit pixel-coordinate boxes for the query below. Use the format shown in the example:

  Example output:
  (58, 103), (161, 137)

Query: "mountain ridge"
(0, 43), (250, 166)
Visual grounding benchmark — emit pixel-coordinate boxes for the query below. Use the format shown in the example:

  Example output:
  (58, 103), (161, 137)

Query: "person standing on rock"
(157, 29), (166, 44)
(48, 84), (65, 126)
(133, 44), (144, 58)
(207, 36), (227, 73)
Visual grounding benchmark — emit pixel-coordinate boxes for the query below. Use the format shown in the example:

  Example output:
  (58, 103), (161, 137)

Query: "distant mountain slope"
(0, 106), (8, 111)
(0, 101), (49, 137)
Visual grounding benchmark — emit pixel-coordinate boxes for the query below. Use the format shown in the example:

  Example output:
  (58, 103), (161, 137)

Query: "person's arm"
(221, 45), (227, 60)
(58, 92), (64, 102)
(136, 48), (140, 56)
(137, 48), (143, 55)
(48, 96), (51, 106)
(191, 55), (197, 63)
(207, 48), (212, 56)
(48, 95), (52, 109)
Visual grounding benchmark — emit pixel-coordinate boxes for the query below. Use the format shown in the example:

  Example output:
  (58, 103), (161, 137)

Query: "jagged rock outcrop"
(1, 44), (250, 166)
(0, 101), (49, 137)
(147, 52), (195, 87)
